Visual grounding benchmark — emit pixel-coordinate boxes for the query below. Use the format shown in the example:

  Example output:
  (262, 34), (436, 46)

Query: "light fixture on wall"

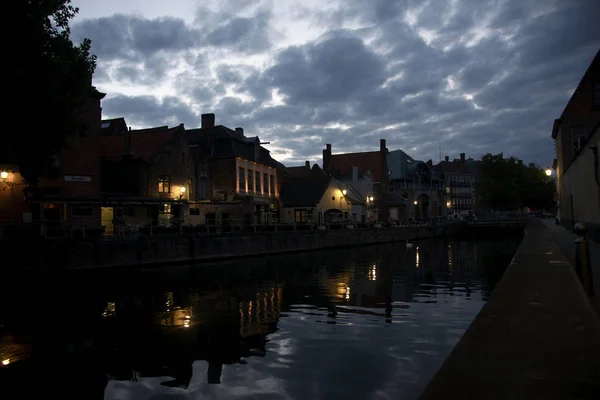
(413, 200), (418, 205)
(179, 186), (186, 199)
(1, 171), (14, 191)
(446, 201), (451, 208)
(545, 168), (552, 177)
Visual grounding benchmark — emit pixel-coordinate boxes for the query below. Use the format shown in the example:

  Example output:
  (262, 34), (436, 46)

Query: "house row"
(0, 82), (480, 234)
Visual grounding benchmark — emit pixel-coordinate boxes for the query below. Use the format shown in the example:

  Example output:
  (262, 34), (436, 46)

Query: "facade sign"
(64, 175), (92, 182)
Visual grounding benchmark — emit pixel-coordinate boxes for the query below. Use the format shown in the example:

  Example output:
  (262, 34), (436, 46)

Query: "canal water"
(0, 235), (522, 399)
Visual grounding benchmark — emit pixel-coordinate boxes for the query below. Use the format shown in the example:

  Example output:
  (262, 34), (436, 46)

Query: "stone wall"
(9, 224), (465, 270)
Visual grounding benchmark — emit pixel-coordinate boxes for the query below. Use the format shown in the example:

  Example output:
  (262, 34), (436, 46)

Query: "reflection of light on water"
(368, 264), (377, 281)
(345, 286), (350, 300)
(416, 246), (420, 268)
(448, 244), (453, 269)
(102, 301), (116, 318)
(2, 359), (9, 366)
(165, 291), (174, 312)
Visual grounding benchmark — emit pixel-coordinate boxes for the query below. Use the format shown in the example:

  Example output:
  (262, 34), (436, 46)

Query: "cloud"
(102, 94), (197, 128)
(206, 12), (271, 53)
(80, 0), (600, 167)
(72, 15), (201, 61)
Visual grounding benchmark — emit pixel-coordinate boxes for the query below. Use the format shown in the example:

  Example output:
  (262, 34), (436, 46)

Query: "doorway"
(101, 207), (114, 235)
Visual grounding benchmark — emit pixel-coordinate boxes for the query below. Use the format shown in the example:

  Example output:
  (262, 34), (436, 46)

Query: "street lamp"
(446, 201), (451, 208)
(342, 189), (347, 195)
(545, 168), (552, 177)
(369, 196), (374, 202)
(0, 171), (7, 180)
(413, 200), (418, 205)
(179, 186), (186, 199)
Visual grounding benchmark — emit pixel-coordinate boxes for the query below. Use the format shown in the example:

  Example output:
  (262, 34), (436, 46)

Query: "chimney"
(323, 144), (332, 171)
(305, 161), (310, 168)
(460, 153), (465, 163)
(380, 139), (387, 153)
(427, 159), (433, 167)
(352, 166), (358, 182)
(445, 156), (449, 162)
(235, 127), (244, 136)
(201, 113), (215, 129)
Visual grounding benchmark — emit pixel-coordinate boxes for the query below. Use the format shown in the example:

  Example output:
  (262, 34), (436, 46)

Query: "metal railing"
(0, 214), (532, 240)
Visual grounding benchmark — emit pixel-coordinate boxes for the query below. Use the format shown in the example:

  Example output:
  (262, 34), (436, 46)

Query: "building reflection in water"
(0, 234), (521, 398)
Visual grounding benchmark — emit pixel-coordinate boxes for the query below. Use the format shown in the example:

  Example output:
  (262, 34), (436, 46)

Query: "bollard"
(574, 222), (595, 297)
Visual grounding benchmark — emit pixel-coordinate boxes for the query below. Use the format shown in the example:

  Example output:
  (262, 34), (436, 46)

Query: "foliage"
(4, 0), (96, 185)
(475, 153), (555, 211)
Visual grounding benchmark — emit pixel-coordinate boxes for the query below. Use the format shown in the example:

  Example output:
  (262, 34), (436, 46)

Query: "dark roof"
(187, 125), (282, 169)
(285, 164), (329, 182)
(101, 117), (128, 136)
(328, 151), (383, 180)
(280, 178), (331, 207)
(101, 125), (182, 162)
(435, 160), (476, 175)
(287, 165), (311, 180)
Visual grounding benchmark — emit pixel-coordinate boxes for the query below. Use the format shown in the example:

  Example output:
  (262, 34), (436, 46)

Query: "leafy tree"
(4, 0), (96, 185)
(476, 153), (555, 212)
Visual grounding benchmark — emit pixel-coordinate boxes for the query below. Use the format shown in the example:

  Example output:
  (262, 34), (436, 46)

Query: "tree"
(4, 1), (96, 185)
(476, 153), (555, 212)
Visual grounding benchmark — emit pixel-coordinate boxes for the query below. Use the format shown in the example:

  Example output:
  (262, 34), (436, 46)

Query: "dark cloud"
(72, 15), (200, 61)
(102, 95), (197, 128)
(265, 32), (386, 104)
(207, 12), (271, 53)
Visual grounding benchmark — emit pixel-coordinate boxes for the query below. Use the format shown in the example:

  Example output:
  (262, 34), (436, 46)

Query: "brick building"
(552, 51), (600, 239)
(1, 84), (105, 231)
(100, 123), (194, 231)
(187, 114), (284, 227)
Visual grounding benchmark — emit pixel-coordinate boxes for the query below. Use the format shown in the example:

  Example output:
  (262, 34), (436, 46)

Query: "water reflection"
(0, 235), (521, 399)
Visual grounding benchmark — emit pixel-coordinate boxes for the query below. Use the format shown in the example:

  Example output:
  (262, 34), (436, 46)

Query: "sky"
(70, 0), (600, 168)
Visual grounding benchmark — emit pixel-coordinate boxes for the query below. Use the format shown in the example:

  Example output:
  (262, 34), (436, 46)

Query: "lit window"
(158, 175), (170, 193)
(295, 209), (307, 223)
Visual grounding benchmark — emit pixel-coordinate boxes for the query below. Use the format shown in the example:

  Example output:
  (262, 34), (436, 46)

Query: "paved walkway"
(540, 218), (600, 313)
(420, 219), (600, 400)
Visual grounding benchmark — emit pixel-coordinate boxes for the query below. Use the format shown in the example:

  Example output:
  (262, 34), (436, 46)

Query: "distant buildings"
(434, 153), (478, 215)
(552, 51), (600, 240)
(1, 81), (491, 235)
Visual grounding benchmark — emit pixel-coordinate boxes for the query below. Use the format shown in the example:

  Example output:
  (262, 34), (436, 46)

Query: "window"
(248, 169), (254, 191)
(190, 207), (200, 216)
(571, 126), (586, 154)
(594, 83), (600, 108)
(239, 167), (246, 191)
(161, 204), (172, 213)
(269, 175), (275, 195)
(295, 209), (307, 223)
(72, 207), (93, 216)
(158, 175), (170, 193)
(256, 171), (261, 193)
(264, 173), (269, 195)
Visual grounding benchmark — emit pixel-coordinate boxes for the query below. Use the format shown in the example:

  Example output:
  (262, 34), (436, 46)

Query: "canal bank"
(3, 221), (527, 270)
(419, 219), (600, 399)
